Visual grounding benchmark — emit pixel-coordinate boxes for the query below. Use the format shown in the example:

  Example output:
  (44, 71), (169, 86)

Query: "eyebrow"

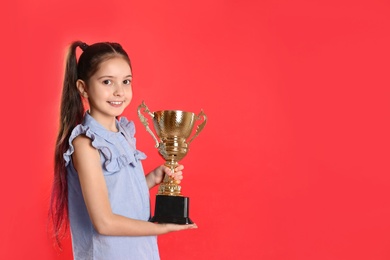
(97, 75), (133, 80)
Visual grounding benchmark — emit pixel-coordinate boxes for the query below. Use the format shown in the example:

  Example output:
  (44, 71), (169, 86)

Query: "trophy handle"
(137, 101), (160, 148)
(188, 110), (207, 145)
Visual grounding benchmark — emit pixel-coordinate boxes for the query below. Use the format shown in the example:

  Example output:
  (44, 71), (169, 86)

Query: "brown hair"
(49, 41), (131, 248)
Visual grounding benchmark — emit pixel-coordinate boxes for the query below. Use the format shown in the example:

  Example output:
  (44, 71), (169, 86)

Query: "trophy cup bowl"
(138, 101), (207, 224)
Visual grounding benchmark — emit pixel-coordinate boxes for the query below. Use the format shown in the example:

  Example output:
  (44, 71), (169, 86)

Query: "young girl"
(49, 41), (197, 259)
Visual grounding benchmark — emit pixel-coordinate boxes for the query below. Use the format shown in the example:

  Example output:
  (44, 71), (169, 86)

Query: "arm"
(72, 135), (196, 236)
(145, 164), (184, 189)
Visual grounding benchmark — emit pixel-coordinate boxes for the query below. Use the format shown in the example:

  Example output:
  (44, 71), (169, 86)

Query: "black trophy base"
(149, 195), (193, 224)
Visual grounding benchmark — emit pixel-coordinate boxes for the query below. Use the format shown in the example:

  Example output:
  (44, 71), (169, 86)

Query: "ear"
(76, 79), (88, 98)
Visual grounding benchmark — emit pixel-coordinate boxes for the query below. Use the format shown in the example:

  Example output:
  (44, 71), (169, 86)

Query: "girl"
(49, 41), (197, 259)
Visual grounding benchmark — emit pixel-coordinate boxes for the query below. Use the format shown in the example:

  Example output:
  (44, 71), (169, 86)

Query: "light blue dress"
(64, 113), (160, 260)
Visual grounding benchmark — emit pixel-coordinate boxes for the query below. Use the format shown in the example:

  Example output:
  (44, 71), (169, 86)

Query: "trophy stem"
(157, 161), (182, 196)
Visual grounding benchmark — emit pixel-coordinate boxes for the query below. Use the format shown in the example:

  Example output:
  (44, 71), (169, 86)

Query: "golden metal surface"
(138, 101), (207, 196)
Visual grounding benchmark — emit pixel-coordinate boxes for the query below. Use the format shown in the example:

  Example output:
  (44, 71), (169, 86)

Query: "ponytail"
(49, 41), (86, 248)
(49, 40), (131, 249)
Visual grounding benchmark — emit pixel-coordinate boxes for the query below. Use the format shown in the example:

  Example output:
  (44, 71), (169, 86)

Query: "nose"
(114, 83), (124, 96)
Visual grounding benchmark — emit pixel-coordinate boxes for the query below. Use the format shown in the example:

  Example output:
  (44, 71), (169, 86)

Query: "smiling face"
(77, 56), (132, 130)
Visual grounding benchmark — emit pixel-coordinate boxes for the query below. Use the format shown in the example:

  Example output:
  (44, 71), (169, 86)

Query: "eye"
(102, 79), (112, 85)
(123, 79), (132, 85)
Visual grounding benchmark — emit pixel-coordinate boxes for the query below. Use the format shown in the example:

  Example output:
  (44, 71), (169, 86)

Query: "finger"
(175, 164), (184, 171)
(170, 223), (198, 232)
(163, 166), (174, 176)
(174, 172), (183, 180)
(187, 223), (197, 229)
(171, 170), (183, 182)
(181, 223), (197, 230)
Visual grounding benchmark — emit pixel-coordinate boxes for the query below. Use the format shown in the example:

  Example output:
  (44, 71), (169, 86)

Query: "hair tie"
(80, 42), (89, 51)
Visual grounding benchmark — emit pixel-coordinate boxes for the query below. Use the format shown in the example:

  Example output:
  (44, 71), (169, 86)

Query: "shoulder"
(72, 135), (100, 158)
(72, 134), (93, 147)
(71, 134), (102, 174)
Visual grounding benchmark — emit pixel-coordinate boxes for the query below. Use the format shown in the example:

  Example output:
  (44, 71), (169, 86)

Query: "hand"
(161, 223), (198, 233)
(162, 164), (184, 185)
(147, 164), (184, 188)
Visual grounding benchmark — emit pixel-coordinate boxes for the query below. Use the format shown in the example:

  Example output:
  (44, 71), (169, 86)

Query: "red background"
(1, 0), (390, 259)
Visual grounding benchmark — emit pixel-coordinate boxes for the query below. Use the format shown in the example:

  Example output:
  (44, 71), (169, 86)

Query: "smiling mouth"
(108, 101), (124, 105)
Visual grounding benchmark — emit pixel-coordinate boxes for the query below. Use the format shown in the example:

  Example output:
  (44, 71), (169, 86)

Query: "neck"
(88, 111), (118, 132)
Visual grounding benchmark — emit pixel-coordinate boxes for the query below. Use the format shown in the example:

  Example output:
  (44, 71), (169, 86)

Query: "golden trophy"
(137, 101), (207, 224)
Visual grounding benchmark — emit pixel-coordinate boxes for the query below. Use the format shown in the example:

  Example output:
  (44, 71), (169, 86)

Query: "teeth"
(110, 101), (123, 105)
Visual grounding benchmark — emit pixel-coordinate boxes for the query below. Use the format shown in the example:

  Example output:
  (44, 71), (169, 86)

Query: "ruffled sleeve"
(64, 120), (147, 174)
(63, 124), (110, 167)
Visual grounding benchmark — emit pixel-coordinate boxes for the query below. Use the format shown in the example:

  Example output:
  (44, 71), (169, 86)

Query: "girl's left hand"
(153, 164), (184, 186)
